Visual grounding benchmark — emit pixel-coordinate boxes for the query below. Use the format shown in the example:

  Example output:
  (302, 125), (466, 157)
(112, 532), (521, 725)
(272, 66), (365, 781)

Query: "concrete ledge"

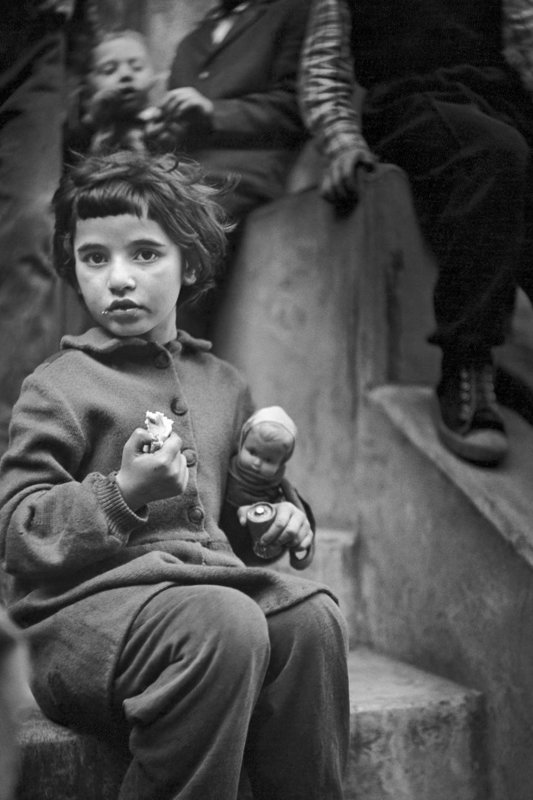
(347, 647), (485, 800)
(17, 708), (127, 800)
(358, 383), (533, 798)
(369, 384), (533, 570)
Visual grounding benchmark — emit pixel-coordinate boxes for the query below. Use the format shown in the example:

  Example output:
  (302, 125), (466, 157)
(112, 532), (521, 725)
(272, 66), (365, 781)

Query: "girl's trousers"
(112, 584), (349, 800)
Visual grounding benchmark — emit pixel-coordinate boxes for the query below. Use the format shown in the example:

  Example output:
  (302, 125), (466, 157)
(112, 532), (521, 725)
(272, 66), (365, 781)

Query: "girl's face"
(74, 213), (194, 343)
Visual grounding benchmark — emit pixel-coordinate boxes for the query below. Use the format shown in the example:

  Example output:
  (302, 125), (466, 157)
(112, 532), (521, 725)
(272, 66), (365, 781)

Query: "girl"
(0, 151), (348, 800)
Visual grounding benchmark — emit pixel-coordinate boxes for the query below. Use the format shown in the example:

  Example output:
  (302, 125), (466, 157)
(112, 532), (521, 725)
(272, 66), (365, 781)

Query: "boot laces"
(458, 363), (496, 422)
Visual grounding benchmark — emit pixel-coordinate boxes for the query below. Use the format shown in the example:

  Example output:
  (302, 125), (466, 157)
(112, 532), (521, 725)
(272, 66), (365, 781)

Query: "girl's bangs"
(76, 184), (148, 221)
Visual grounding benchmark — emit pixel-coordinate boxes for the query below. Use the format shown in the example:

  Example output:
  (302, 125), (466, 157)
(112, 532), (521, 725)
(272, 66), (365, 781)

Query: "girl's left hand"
(238, 501), (313, 554)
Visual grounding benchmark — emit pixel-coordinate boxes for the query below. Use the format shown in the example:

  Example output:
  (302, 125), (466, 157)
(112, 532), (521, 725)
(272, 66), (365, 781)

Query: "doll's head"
(53, 150), (233, 320)
(238, 406), (297, 480)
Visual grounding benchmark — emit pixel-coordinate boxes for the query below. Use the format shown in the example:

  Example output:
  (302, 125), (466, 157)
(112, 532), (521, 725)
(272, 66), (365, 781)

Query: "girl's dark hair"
(53, 150), (234, 301)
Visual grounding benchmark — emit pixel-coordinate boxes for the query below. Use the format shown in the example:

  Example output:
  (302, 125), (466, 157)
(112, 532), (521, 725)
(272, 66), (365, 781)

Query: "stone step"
(357, 384), (533, 800)
(16, 704), (127, 800)
(346, 647), (484, 800)
(15, 647), (483, 800)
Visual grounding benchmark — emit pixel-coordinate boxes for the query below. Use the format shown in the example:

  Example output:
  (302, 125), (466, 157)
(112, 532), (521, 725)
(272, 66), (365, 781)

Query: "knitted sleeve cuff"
(92, 472), (148, 543)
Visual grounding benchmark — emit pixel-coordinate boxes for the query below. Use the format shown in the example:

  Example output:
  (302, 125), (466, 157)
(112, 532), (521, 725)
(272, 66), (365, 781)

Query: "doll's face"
(239, 428), (288, 479)
(90, 36), (154, 107)
(74, 213), (195, 344)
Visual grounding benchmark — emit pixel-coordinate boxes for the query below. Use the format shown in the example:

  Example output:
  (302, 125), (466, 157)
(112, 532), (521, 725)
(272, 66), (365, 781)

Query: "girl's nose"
(107, 259), (135, 292)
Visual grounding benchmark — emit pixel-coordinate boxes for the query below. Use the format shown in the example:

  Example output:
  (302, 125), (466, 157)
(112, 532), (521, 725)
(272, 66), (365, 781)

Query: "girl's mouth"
(103, 300), (143, 315)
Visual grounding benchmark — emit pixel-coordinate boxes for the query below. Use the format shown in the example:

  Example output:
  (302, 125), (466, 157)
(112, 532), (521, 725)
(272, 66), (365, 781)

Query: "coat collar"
(60, 326), (212, 357)
(194, 0), (272, 61)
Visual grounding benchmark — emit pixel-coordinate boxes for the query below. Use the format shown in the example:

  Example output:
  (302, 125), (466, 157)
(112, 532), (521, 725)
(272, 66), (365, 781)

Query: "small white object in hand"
(144, 411), (174, 453)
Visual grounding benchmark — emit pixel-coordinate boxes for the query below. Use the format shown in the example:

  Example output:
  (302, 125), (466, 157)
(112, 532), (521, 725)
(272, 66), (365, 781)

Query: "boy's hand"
(160, 87), (214, 123)
(84, 89), (123, 125)
(116, 429), (189, 511)
(238, 501), (313, 554)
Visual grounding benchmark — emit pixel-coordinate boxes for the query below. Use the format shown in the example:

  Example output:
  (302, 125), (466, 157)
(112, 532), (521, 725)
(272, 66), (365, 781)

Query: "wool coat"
(0, 326), (330, 731)
(167, 0), (310, 217)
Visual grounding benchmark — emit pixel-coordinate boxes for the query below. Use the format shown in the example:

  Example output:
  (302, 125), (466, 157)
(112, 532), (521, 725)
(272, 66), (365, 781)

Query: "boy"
(68, 29), (178, 155)
(0, 150), (348, 800)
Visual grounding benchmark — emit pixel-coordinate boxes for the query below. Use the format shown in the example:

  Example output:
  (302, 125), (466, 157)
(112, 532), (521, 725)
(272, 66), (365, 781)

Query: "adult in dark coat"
(162, 0), (310, 222)
(159, 0), (310, 339)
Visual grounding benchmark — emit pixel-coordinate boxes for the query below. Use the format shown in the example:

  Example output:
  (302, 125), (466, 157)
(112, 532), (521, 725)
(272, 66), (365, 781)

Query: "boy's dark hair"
(53, 150), (234, 302)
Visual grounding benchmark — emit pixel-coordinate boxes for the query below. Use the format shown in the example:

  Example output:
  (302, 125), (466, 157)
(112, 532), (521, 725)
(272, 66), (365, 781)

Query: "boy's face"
(239, 428), (287, 479)
(74, 213), (194, 344)
(90, 36), (154, 106)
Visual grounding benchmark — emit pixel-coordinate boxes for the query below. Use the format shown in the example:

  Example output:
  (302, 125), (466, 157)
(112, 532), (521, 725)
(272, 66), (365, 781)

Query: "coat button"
(183, 449), (197, 467)
(198, 70), (210, 79)
(188, 506), (204, 524)
(171, 397), (187, 415)
(154, 353), (169, 369)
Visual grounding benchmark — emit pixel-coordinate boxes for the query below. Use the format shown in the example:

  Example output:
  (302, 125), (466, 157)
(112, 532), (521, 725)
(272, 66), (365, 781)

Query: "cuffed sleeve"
(92, 472), (148, 543)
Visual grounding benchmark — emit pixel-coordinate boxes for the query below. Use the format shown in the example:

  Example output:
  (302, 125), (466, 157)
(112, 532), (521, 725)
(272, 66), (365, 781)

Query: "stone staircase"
(211, 158), (533, 800)
(16, 645), (485, 800)
(355, 386), (533, 800)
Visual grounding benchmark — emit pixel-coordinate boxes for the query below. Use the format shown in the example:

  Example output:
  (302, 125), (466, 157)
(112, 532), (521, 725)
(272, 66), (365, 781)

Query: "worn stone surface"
(214, 165), (438, 527)
(357, 385), (533, 800)
(17, 709), (128, 800)
(346, 647), (485, 800)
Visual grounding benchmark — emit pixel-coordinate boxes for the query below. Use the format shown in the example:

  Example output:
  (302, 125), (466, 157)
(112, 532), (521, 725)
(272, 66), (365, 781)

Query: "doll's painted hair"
(53, 150), (233, 301)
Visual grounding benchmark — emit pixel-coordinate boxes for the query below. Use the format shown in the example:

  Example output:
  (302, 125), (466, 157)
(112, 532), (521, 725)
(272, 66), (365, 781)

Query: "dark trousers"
(363, 66), (533, 357)
(112, 585), (349, 800)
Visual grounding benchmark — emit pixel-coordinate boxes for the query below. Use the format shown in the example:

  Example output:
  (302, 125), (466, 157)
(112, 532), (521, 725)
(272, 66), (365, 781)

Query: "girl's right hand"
(116, 429), (189, 511)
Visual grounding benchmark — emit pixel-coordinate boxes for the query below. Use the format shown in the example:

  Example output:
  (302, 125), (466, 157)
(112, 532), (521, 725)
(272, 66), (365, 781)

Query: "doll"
(226, 405), (297, 508)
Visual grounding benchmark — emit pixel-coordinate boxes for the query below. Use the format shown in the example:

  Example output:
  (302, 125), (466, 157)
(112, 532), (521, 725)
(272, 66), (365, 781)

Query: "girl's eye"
(134, 249), (158, 263)
(84, 251), (108, 267)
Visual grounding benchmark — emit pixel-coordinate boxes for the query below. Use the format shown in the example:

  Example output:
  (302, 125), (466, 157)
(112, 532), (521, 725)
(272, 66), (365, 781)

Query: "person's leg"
(245, 593), (349, 800)
(366, 94), (529, 464)
(516, 153), (533, 305)
(113, 585), (271, 800)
